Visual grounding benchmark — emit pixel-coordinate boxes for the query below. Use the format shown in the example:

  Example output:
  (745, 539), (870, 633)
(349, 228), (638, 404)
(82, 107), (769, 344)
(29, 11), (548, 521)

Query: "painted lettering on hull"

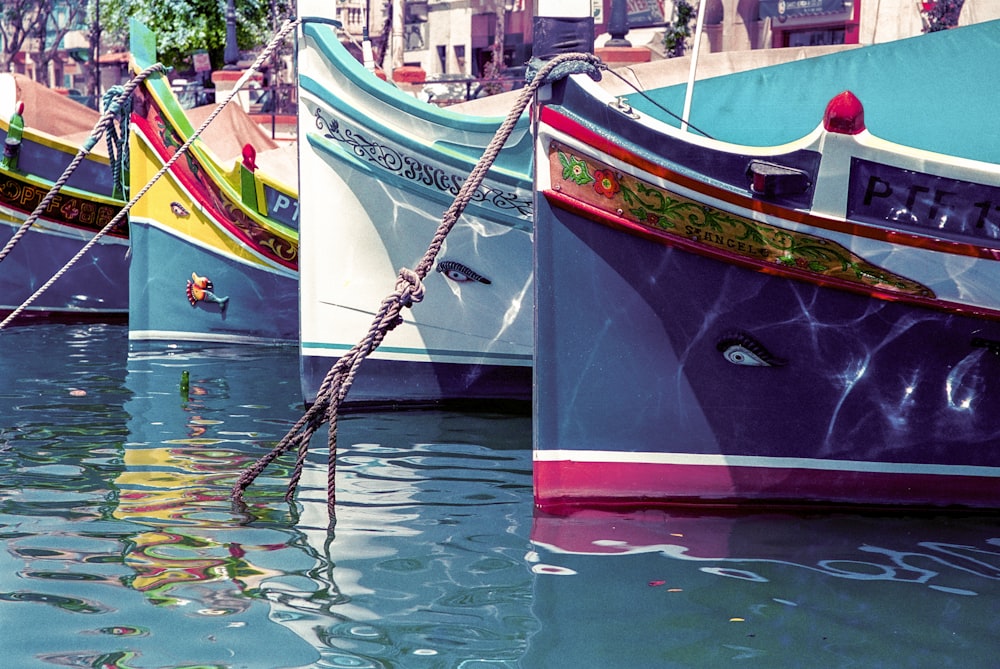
(0, 172), (122, 236)
(849, 158), (1000, 242)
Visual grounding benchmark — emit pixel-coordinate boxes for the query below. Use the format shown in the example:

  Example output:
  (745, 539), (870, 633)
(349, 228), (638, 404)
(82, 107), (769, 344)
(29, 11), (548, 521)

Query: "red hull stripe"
(534, 455), (1000, 510)
(539, 106), (1000, 262)
(131, 115), (297, 270)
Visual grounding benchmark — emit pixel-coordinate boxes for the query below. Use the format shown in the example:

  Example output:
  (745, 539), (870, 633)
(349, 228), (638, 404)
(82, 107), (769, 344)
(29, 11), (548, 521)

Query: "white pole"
(390, 0), (404, 78)
(362, 4), (375, 72)
(681, 0), (708, 133)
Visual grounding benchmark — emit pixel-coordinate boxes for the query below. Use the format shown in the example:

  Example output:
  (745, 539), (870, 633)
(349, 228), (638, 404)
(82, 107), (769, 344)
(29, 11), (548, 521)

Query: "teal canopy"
(629, 20), (1000, 164)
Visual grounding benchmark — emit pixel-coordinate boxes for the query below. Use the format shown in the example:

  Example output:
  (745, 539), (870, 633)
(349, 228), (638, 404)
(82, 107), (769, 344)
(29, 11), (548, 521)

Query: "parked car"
(421, 73), (473, 105)
(53, 87), (97, 109)
(421, 68), (529, 106)
(170, 79), (214, 109)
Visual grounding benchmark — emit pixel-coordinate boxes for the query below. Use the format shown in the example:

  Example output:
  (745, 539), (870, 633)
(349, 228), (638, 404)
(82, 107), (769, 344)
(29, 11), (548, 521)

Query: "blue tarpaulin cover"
(627, 20), (1000, 164)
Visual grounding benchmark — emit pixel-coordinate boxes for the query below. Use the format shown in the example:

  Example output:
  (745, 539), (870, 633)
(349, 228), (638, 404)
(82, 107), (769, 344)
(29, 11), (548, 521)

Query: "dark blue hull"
(300, 354), (531, 409)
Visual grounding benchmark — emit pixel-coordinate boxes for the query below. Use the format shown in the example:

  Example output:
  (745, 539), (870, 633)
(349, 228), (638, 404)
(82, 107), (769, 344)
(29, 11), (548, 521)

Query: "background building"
(357, 0), (998, 83)
(4, 0), (996, 108)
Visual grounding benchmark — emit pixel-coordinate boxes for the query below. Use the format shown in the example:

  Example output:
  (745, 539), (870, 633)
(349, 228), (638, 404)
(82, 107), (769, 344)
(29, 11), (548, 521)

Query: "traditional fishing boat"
(533, 20), (1000, 510)
(127, 20), (299, 346)
(296, 4), (534, 406)
(0, 74), (128, 320)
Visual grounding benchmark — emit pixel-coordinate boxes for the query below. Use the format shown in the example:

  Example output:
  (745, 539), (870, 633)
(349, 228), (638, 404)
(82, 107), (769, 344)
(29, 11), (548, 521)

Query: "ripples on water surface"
(2, 323), (1000, 667)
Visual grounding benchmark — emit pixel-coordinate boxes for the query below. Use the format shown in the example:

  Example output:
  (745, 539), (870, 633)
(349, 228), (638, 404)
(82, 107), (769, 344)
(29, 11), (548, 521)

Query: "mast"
(681, 0), (708, 133)
(390, 0), (404, 77)
(362, 3), (375, 72)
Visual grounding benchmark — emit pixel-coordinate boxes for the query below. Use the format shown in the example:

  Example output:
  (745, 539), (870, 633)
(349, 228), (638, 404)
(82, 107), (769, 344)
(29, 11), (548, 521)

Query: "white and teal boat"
(296, 3), (534, 408)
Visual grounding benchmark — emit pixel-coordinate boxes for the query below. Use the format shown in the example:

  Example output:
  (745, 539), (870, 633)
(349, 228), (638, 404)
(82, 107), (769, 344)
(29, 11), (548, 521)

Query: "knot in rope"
(231, 46), (606, 519)
(395, 267), (425, 308)
(526, 55), (604, 86)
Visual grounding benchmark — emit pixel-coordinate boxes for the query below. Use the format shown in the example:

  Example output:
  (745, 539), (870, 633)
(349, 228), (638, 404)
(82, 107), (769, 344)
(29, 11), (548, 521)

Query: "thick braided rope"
(0, 19), (301, 331)
(102, 85), (132, 200)
(231, 51), (604, 516)
(0, 64), (164, 266)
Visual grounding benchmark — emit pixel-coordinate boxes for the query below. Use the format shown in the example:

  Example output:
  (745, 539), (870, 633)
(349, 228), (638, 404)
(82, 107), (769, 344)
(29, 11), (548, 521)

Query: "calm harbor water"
(3, 322), (1000, 668)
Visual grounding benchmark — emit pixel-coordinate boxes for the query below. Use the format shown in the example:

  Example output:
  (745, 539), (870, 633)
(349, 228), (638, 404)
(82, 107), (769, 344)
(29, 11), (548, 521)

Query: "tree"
(0, 1), (47, 73)
(32, 1), (87, 85)
(99, 0), (294, 72)
(921, 0), (965, 32)
(0, 1), (88, 83)
(0, 0), (84, 74)
(662, 0), (696, 58)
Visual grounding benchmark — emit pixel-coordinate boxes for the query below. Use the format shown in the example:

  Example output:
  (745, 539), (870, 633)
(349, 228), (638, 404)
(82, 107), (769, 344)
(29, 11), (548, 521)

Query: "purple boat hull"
(534, 22), (1000, 510)
(535, 191), (1000, 510)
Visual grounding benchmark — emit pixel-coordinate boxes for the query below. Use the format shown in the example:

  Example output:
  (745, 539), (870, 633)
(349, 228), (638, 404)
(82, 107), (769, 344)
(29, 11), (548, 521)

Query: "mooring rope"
(0, 18), (301, 331)
(0, 64), (163, 268)
(102, 85), (133, 200)
(230, 51), (604, 518)
(602, 66), (715, 139)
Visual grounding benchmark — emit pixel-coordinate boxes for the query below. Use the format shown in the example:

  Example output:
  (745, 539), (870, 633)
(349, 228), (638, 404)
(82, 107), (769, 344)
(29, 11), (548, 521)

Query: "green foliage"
(921, 0), (965, 33)
(662, 0), (696, 58)
(100, 0), (293, 71)
(0, 0), (89, 75)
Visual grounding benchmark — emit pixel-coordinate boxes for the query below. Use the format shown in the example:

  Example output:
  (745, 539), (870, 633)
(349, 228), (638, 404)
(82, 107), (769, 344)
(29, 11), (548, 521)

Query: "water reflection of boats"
(118, 345), (535, 665)
(527, 509), (1000, 666)
(0, 75), (128, 319)
(533, 19), (1000, 510)
(127, 20), (299, 346)
(289, 409), (534, 665)
(0, 326), (315, 668)
(296, 2), (533, 406)
(117, 346), (322, 666)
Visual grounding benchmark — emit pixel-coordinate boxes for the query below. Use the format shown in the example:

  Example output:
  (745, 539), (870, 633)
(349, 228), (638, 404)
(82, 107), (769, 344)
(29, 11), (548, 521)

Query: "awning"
(594, 27), (664, 49)
(97, 51), (130, 64)
(759, 0), (848, 19)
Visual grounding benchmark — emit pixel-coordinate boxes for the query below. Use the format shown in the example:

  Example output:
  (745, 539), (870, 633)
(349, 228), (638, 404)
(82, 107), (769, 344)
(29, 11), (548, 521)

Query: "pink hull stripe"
(534, 457), (1000, 510)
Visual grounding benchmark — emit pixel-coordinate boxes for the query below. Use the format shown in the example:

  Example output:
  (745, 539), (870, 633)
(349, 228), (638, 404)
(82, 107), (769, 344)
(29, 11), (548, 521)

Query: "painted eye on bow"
(436, 260), (492, 285)
(721, 344), (770, 366)
(716, 332), (785, 367)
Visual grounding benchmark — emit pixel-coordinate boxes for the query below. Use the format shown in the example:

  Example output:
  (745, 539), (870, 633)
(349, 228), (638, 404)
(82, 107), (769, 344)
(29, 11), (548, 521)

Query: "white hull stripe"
(129, 330), (296, 346)
(533, 449), (1000, 478)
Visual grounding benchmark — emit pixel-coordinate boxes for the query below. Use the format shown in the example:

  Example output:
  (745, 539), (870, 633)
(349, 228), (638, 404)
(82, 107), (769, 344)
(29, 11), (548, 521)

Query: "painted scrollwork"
(148, 107), (298, 267)
(313, 107), (531, 218)
(551, 142), (933, 298)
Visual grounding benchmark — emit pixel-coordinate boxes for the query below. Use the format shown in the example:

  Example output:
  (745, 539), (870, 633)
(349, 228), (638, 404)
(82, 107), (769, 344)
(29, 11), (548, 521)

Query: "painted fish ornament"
(186, 272), (230, 311)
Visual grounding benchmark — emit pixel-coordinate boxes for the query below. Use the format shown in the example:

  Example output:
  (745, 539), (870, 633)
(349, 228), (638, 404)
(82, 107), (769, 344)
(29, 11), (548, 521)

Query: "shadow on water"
(3, 324), (1000, 668)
